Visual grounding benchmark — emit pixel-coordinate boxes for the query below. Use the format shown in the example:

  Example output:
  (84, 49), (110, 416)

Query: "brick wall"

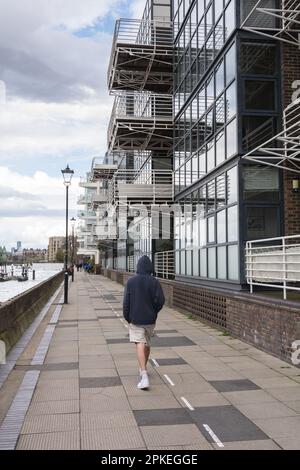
(101, 268), (300, 366)
(282, 42), (300, 234)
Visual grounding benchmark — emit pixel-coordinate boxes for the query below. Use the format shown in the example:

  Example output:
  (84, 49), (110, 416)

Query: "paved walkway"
(1, 272), (300, 450)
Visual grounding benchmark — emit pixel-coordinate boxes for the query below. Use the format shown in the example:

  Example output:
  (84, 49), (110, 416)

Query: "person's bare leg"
(136, 342), (148, 371)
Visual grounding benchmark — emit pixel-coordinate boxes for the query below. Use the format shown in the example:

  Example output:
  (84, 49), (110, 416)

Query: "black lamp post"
(70, 217), (76, 282)
(61, 164), (74, 304)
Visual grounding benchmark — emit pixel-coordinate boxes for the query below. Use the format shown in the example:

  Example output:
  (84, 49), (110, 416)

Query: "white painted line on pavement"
(180, 396), (194, 411)
(203, 424), (224, 448)
(151, 358), (159, 367)
(164, 374), (175, 386)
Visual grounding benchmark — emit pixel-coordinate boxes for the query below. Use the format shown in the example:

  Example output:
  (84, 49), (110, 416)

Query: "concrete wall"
(0, 272), (64, 353)
(101, 268), (300, 366)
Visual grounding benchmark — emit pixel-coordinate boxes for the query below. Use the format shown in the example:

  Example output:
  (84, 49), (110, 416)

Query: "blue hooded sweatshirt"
(123, 255), (165, 325)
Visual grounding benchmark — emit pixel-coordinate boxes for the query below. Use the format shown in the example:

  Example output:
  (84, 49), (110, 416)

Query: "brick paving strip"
(1, 273), (300, 449)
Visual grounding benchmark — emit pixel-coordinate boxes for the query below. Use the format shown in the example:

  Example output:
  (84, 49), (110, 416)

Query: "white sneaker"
(138, 373), (149, 390)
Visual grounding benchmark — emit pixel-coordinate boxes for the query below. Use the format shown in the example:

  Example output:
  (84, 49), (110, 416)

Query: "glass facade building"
(173, 0), (282, 287)
(82, 0), (285, 290)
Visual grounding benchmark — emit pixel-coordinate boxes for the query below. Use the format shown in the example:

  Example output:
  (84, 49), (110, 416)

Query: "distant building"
(22, 248), (48, 263)
(48, 237), (65, 262)
(16, 241), (22, 251)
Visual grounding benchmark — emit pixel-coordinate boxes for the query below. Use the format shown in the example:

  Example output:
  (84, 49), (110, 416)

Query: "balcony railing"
(77, 210), (97, 220)
(240, 0), (300, 47)
(108, 91), (173, 150)
(108, 18), (173, 91)
(112, 18), (173, 48)
(108, 169), (174, 204)
(77, 194), (92, 205)
(246, 234), (300, 299)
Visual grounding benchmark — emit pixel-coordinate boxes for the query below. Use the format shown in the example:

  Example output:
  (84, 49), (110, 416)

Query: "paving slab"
(17, 431), (80, 450)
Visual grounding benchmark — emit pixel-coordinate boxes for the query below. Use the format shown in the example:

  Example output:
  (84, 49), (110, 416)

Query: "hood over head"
(136, 255), (154, 275)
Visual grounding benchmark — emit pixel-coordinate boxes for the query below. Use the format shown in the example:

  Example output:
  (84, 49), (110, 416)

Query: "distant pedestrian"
(123, 255), (165, 390)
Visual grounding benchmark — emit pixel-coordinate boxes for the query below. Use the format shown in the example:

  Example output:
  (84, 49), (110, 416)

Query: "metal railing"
(246, 234), (300, 299)
(77, 194), (92, 205)
(240, 0), (300, 47)
(112, 18), (173, 47)
(108, 169), (174, 204)
(77, 210), (97, 219)
(108, 91), (173, 149)
(154, 250), (175, 279)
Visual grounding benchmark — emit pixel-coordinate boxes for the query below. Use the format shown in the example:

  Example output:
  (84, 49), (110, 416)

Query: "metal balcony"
(108, 18), (173, 92)
(91, 157), (118, 181)
(108, 169), (174, 204)
(77, 194), (92, 205)
(77, 210), (97, 220)
(79, 177), (98, 189)
(108, 92), (173, 152)
(241, 0), (300, 47)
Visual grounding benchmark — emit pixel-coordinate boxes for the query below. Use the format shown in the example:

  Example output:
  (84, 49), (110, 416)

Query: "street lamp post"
(61, 164), (74, 304)
(70, 217), (76, 282)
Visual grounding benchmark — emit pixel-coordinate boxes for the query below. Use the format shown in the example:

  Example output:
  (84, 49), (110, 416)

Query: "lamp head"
(61, 164), (74, 186)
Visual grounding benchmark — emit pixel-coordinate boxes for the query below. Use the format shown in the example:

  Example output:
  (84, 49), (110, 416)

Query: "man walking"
(123, 255), (165, 390)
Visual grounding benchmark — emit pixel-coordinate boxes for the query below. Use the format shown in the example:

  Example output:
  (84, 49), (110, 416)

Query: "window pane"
(217, 246), (227, 279)
(241, 42), (277, 75)
(199, 218), (207, 246)
(226, 81), (236, 121)
(224, 0), (235, 41)
(243, 165), (280, 203)
(207, 140), (215, 172)
(186, 250), (192, 275)
(215, 61), (225, 97)
(217, 173), (226, 208)
(228, 245), (239, 280)
(208, 247), (216, 278)
(228, 205), (238, 242)
(200, 248), (207, 277)
(193, 249), (199, 276)
(246, 207), (279, 240)
(217, 210), (226, 243)
(227, 166), (238, 204)
(180, 250), (186, 275)
(226, 118), (237, 158)
(225, 43), (236, 85)
(215, 0), (224, 21)
(242, 116), (275, 152)
(208, 216), (215, 243)
(240, 0), (277, 28)
(245, 80), (275, 110)
(216, 130), (225, 166)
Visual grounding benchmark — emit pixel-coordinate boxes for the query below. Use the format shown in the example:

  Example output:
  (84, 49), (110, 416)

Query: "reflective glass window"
(227, 166), (238, 204)
(225, 43), (236, 85)
(245, 80), (275, 111)
(217, 246), (227, 279)
(226, 81), (236, 121)
(226, 118), (237, 158)
(228, 245), (239, 280)
(208, 247), (216, 278)
(228, 205), (238, 242)
(217, 210), (226, 243)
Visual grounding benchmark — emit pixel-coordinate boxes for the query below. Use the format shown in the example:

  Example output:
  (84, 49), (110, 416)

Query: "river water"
(0, 263), (63, 304)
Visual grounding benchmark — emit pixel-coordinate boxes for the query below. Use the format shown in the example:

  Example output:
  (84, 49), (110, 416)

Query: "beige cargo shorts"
(129, 324), (155, 347)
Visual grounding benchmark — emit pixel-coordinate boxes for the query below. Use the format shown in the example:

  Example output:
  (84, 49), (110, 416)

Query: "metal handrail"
(108, 169), (174, 204)
(246, 234), (300, 299)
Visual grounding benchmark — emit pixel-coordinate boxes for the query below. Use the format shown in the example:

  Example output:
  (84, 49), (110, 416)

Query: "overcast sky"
(0, 0), (145, 250)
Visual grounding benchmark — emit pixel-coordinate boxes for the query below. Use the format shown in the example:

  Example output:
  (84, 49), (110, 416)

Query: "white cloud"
(0, 166), (81, 248)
